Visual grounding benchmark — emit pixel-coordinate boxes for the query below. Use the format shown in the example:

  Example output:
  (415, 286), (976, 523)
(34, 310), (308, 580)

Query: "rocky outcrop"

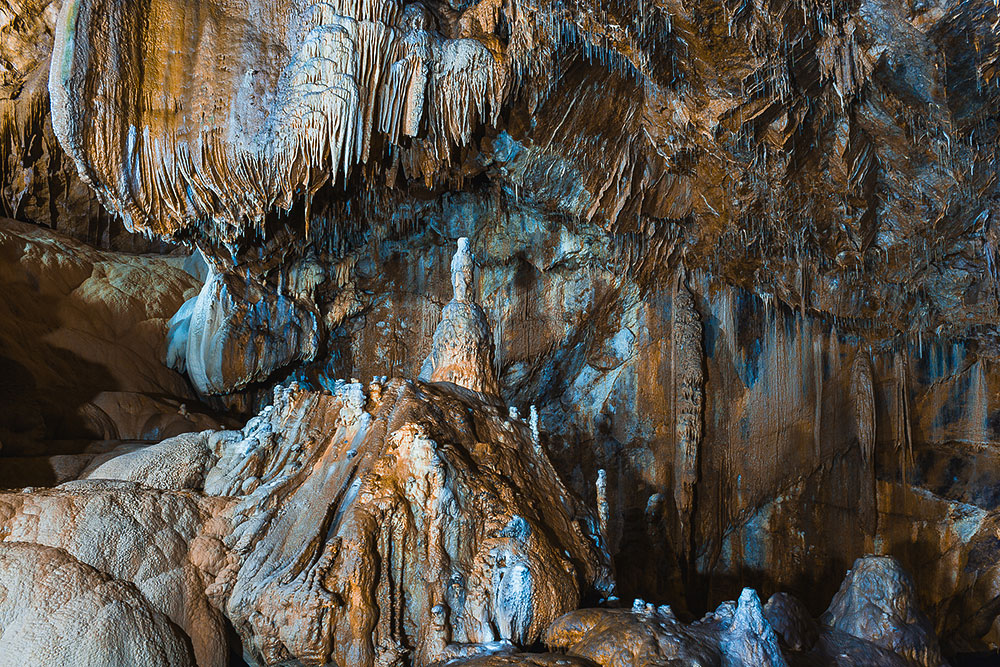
(763, 592), (819, 652)
(541, 557), (945, 667)
(822, 556), (945, 667)
(79, 430), (215, 490)
(544, 591), (786, 667)
(435, 655), (598, 667)
(3, 0), (1000, 663)
(0, 483), (233, 667)
(1, 371), (613, 666)
(0, 541), (195, 667)
(205, 377), (611, 666)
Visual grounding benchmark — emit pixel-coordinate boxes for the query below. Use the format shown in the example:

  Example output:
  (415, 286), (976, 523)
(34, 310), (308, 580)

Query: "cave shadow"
(0, 284), (232, 466)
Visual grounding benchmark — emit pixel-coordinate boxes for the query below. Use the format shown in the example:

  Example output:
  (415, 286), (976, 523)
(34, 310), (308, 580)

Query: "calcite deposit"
(2, 0), (1000, 663)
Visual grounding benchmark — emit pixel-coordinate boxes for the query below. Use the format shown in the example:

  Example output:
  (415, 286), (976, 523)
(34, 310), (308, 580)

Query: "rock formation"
(543, 557), (946, 666)
(205, 379), (612, 666)
(0, 542), (196, 667)
(670, 269), (703, 568)
(0, 256), (614, 666)
(419, 237), (500, 395)
(0, 216), (223, 458)
(166, 268), (321, 395)
(822, 556), (945, 667)
(3, 0), (1000, 662)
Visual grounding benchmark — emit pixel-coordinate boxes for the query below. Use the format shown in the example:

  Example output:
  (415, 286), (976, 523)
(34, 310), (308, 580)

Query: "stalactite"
(851, 346), (878, 546)
(671, 269), (704, 568)
(596, 468), (610, 544)
(49, 0), (515, 238)
(851, 348), (875, 464)
(894, 347), (914, 484)
(813, 328), (824, 459)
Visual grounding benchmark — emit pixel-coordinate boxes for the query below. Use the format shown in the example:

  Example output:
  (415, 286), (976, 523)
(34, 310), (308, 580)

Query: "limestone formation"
(47, 0), (513, 238)
(0, 372), (613, 666)
(0, 483), (233, 667)
(166, 268), (321, 394)
(434, 655), (598, 667)
(670, 270), (703, 566)
(851, 350), (876, 464)
(822, 556), (945, 667)
(80, 430), (215, 490)
(0, 542), (195, 667)
(542, 558), (946, 667)
(763, 592), (819, 652)
(419, 238), (500, 395)
(543, 590), (787, 667)
(206, 379), (611, 666)
(0, 216), (220, 454)
(3, 0), (1000, 663)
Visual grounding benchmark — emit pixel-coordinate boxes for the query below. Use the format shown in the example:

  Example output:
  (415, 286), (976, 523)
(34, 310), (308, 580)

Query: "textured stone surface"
(38, 0), (1000, 343)
(542, 558), (946, 666)
(544, 590), (788, 667)
(764, 592), (819, 652)
(822, 556), (945, 667)
(0, 1), (165, 251)
(205, 378), (611, 666)
(0, 484), (233, 667)
(166, 267), (321, 395)
(419, 237), (500, 395)
(0, 541), (195, 667)
(435, 655), (599, 666)
(2, 0), (1000, 662)
(79, 430), (215, 490)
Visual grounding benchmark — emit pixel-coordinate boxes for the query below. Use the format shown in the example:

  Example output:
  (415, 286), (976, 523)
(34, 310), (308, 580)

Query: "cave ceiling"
(1, 0), (991, 344)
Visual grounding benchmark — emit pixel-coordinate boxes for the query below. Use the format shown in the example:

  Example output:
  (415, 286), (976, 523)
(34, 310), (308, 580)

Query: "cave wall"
(273, 214), (1000, 648)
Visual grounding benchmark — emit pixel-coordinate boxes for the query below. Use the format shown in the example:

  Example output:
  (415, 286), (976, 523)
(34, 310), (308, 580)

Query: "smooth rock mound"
(0, 484), (232, 667)
(0, 542), (195, 667)
(80, 430), (215, 490)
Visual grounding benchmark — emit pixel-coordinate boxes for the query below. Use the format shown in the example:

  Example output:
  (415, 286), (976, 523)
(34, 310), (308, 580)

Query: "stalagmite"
(596, 468), (609, 542)
(419, 238), (500, 395)
(822, 556), (945, 667)
(530, 404), (540, 450)
(201, 367), (612, 666)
